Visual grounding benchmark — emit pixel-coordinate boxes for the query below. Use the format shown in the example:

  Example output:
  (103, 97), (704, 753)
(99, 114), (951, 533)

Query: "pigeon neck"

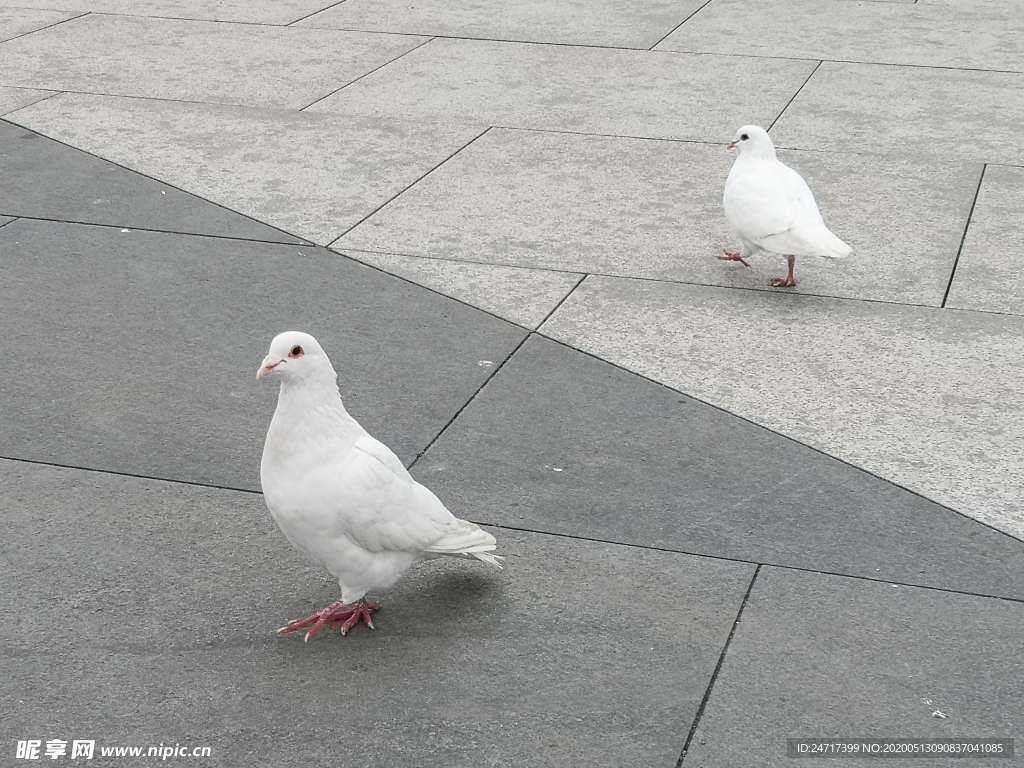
(275, 375), (358, 432)
(741, 144), (777, 161)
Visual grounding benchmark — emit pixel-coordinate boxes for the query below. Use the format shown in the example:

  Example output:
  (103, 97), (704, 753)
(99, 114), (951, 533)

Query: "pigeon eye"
(289, 346), (304, 359)
(741, 133), (749, 141)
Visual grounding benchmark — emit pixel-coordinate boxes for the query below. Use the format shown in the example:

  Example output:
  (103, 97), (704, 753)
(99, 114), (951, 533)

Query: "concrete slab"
(0, 460), (755, 767)
(12, 93), (486, 245)
(541, 277), (1024, 539)
(0, 14), (428, 109)
(416, 335), (1024, 600)
(945, 165), (1024, 316)
(0, 6), (80, 43)
(656, 0), (1024, 72)
(295, 0), (705, 49)
(0, 215), (13, 228)
(0, 219), (525, 489)
(3, 1), (355, 25)
(772, 62), (1024, 165)
(0, 120), (303, 243)
(309, 38), (818, 142)
(683, 567), (1024, 767)
(0, 85), (54, 116)
(339, 128), (979, 305)
(342, 249), (582, 329)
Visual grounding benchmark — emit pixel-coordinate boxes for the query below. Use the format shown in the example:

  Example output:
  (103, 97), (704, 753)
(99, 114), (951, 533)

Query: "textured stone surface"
(12, 93), (486, 245)
(945, 165), (1024, 316)
(0, 460), (755, 768)
(310, 38), (818, 142)
(542, 277), (1024, 538)
(0, 14), (427, 109)
(0, 86), (54, 116)
(0, 0), (351, 25)
(0, 6), (80, 43)
(683, 567), (1024, 767)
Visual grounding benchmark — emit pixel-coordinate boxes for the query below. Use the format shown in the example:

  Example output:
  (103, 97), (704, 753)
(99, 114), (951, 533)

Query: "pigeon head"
(257, 331), (336, 386)
(728, 125), (776, 159)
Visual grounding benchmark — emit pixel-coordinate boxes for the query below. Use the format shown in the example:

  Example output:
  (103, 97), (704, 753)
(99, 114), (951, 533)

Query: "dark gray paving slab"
(683, 567), (1024, 767)
(0, 119), (303, 244)
(414, 335), (1024, 600)
(0, 218), (526, 488)
(0, 460), (755, 767)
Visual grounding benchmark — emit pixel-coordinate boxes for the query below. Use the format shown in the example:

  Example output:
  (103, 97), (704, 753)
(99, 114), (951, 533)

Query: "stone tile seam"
(676, 564), (761, 767)
(0, 213), (318, 247)
(285, 1), (351, 27)
(0, 216), (18, 231)
(941, 163), (986, 309)
(298, 35), (435, 112)
(0, 117), (314, 245)
(325, 125), (494, 247)
(648, 0), (716, 51)
(4, 453), (1021, 606)
(0, 10), (90, 46)
(528, 331), (1024, 547)
(536, 273), (589, 329)
(768, 60), (823, 132)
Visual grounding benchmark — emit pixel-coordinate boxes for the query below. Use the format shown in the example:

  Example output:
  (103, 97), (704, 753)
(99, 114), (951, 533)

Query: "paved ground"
(1, 2), (1022, 766)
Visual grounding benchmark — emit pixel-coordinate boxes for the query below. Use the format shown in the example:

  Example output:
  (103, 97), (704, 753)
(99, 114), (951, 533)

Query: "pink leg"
(770, 256), (798, 287)
(278, 599), (381, 642)
(717, 249), (751, 267)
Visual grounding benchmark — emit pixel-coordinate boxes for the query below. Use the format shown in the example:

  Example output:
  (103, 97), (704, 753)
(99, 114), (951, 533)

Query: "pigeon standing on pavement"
(257, 331), (502, 642)
(719, 124), (851, 287)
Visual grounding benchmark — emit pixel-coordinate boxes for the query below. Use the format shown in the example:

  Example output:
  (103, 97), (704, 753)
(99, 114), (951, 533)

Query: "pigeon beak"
(727, 140), (738, 149)
(257, 356), (282, 380)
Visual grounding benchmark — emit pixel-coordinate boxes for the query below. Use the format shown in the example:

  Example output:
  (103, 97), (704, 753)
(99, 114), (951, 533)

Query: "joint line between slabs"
(327, 125), (492, 247)
(941, 163), (986, 308)
(648, 0), (715, 50)
(285, 0), (351, 26)
(299, 36), (435, 111)
(768, 60), (822, 132)
(677, 564), (761, 767)
(0, 10), (90, 44)
(0, 216), (19, 231)
(537, 273), (588, 328)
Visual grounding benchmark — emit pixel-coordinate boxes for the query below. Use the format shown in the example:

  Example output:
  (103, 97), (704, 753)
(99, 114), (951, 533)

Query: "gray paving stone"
(339, 128), (978, 305)
(541, 277), (1024, 539)
(3, 0), (352, 25)
(772, 62), (1024, 165)
(0, 219), (525, 489)
(342, 249), (583, 329)
(415, 335), (1024, 600)
(0, 460), (755, 767)
(656, 0), (1024, 72)
(309, 38), (817, 142)
(0, 85), (54, 116)
(945, 165), (1024, 316)
(296, 0), (705, 48)
(0, 215), (13, 228)
(0, 6), (80, 43)
(683, 567), (1024, 767)
(12, 93), (487, 245)
(0, 120), (303, 243)
(0, 14), (427, 109)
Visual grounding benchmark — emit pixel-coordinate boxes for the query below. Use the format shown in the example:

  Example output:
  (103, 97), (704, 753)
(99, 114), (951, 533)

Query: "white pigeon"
(257, 331), (501, 641)
(719, 124), (851, 287)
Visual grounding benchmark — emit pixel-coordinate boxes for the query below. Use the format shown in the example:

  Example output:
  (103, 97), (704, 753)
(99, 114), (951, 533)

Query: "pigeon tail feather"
(424, 520), (501, 568)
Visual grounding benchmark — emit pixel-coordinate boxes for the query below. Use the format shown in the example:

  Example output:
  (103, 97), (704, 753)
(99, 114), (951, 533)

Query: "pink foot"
(277, 599), (381, 642)
(769, 276), (798, 287)
(717, 249), (751, 267)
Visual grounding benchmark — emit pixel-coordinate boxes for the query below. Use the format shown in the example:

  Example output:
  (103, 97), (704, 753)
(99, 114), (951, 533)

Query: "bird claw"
(277, 599), (381, 642)
(769, 276), (798, 287)
(718, 250), (751, 267)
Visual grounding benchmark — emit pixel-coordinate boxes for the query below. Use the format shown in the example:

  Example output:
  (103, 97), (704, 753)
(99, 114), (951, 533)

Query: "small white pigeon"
(720, 125), (851, 287)
(257, 331), (502, 642)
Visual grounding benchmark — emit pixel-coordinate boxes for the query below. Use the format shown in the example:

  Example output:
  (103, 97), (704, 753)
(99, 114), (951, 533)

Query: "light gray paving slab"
(342, 249), (582, 329)
(0, 6), (80, 43)
(772, 62), (1024, 165)
(339, 128), (979, 305)
(946, 165), (1024, 316)
(309, 38), (818, 142)
(296, 0), (705, 48)
(656, 0), (1024, 72)
(4, 1), (351, 25)
(0, 14), (427, 109)
(683, 567), (1024, 767)
(0, 85), (54, 116)
(13, 93), (485, 245)
(541, 276), (1024, 539)
(0, 460), (756, 767)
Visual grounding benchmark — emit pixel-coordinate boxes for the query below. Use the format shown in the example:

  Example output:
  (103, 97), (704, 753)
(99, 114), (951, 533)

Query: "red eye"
(288, 346), (304, 359)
